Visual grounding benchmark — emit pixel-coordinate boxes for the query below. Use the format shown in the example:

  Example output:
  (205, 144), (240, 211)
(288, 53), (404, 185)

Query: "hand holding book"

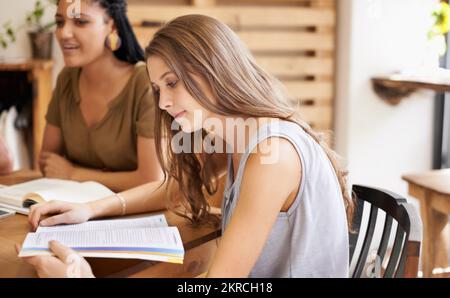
(19, 214), (184, 264)
(17, 240), (95, 278)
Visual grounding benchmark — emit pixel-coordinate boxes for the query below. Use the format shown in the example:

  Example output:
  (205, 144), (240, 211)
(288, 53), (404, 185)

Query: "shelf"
(372, 71), (450, 105)
(0, 59), (53, 71)
(0, 59), (54, 169)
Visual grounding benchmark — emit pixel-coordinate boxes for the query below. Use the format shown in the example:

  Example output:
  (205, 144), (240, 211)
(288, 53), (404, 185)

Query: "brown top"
(45, 62), (155, 171)
(402, 169), (450, 195)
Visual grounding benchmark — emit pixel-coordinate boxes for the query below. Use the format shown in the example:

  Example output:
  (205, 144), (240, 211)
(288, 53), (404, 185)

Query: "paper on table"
(22, 227), (181, 249)
(19, 214), (185, 263)
(36, 214), (168, 232)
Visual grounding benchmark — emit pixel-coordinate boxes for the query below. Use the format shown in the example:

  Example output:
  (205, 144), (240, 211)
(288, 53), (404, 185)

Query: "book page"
(28, 180), (114, 204)
(0, 202), (29, 215)
(0, 178), (80, 207)
(36, 214), (168, 233)
(22, 227), (183, 249)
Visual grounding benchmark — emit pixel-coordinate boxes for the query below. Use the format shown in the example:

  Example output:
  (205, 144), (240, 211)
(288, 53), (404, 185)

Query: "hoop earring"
(105, 32), (122, 51)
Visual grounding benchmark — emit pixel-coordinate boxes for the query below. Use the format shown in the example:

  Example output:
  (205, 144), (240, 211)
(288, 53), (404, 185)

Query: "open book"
(0, 178), (114, 215)
(18, 214), (184, 264)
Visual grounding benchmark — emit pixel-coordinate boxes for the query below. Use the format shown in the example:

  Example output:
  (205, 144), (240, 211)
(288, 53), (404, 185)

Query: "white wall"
(0, 0), (63, 83)
(336, 0), (437, 198)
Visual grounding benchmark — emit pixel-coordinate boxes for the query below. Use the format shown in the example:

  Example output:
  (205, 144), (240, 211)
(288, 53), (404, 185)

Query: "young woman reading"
(21, 14), (353, 278)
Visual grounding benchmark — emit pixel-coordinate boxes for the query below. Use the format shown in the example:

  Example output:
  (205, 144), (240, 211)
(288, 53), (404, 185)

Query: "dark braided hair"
(58, 0), (144, 64)
(94, 0), (144, 63)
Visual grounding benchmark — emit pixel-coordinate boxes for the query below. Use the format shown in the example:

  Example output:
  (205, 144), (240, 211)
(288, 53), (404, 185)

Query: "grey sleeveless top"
(221, 120), (349, 277)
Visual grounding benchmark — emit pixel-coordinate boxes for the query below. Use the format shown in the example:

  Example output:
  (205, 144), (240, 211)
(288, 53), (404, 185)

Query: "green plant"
(0, 0), (57, 49)
(26, 0), (57, 33)
(0, 22), (16, 49)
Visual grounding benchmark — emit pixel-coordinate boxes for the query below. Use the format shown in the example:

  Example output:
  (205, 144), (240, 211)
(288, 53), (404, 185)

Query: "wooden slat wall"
(128, 0), (336, 131)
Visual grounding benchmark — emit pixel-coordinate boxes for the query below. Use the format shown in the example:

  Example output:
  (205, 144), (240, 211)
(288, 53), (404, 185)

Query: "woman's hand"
(40, 152), (75, 180)
(17, 241), (94, 278)
(28, 201), (94, 231)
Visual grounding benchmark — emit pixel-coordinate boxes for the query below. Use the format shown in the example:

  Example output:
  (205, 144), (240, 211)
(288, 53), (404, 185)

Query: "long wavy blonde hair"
(145, 14), (354, 228)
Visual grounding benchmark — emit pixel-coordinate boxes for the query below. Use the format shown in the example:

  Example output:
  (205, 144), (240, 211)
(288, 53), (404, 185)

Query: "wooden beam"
(134, 27), (334, 51)
(128, 5), (335, 27)
(298, 105), (333, 129)
(191, 0), (216, 6)
(239, 31), (334, 52)
(309, 0), (335, 8)
(284, 81), (333, 99)
(255, 56), (333, 77)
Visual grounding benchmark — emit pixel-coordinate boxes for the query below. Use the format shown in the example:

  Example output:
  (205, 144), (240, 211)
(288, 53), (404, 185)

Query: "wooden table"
(402, 169), (450, 278)
(0, 171), (221, 278)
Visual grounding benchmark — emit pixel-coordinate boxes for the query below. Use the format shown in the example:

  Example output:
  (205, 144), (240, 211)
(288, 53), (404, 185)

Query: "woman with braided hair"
(40, 0), (162, 191)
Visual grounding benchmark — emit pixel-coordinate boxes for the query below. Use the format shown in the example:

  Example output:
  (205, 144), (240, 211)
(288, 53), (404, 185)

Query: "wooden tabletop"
(402, 169), (450, 196)
(0, 171), (221, 277)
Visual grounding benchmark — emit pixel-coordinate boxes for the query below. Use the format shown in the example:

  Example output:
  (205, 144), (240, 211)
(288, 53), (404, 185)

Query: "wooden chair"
(349, 185), (422, 278)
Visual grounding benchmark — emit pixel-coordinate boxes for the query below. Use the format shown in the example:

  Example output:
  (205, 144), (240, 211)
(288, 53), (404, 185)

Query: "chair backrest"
(349, 185), (422, 278)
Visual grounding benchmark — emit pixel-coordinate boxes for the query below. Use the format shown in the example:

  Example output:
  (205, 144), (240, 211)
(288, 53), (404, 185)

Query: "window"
(433, 32), (450, 169)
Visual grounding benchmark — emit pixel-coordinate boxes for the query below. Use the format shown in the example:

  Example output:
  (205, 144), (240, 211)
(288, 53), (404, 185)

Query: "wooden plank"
(311, 0), (336, 103)
(427, 203), (450, 274)
(31, 67), (52, 169)
(231, 31), (333, 51)
(133, 27), (157, 49)
(299, 106), (333, 130)
(313, 123), (333, 131)
(309, 0), (335, 8)
(217, 0), (315, 5)
(290, 97), (332, 107)
(0, 59), (53, 71)
(192, 0), (216, 6)
(407, 183), (426, 200)
(130, 1), (336, 131)
(430, 192), (450, 215)
(297, 105), (332, 123)
(284, 81), (333, 99)
(134, 27), (334, 52)
(255, 56), (333, 76)
(402, 169), (450, 196)
(307, 0), (336, 116)
(128, 5), (335, 27)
